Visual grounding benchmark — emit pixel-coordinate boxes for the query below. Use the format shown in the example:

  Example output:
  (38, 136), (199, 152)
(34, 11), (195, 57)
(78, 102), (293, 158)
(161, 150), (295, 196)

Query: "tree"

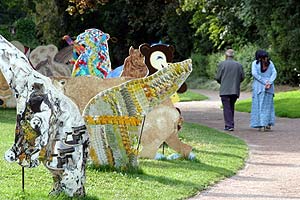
(60, 0), (195, 66)
(240, 0), (300, 85)
(179, 0), (256, 51)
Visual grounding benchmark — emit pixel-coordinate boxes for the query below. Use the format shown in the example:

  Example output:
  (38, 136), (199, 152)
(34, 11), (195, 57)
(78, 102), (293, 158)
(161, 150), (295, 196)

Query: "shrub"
(187, 43), (259, 91)
(13, 18), (39, 48)
(186, 53), (219, 90)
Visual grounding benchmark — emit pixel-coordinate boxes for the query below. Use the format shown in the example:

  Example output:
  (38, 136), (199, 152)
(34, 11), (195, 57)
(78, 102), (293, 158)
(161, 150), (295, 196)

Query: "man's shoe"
(224, 127), (234, 131)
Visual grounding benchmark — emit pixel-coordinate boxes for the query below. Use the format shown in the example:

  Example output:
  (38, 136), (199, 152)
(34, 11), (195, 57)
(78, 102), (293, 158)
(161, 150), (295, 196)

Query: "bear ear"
(129, 46), (134, 55)
(139, 43), (151, 57)
(165, 45), (175, 62)
(168, 45), (175, 54)
(177, 83), (188, 93)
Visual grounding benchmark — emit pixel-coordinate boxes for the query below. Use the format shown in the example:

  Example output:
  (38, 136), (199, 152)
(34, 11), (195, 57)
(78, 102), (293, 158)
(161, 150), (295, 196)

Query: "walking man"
(215, 49), (244, 131)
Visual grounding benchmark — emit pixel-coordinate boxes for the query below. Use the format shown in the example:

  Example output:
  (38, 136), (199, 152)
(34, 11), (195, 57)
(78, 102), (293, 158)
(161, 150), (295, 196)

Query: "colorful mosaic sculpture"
(65, 28), (111, 78)
(0, 35), (89, 197)
(83, 59), (192, 169)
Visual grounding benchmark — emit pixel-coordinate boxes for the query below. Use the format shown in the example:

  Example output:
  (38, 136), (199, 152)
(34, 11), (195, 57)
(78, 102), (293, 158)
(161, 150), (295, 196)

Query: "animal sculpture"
(66, 43), (193, 160)
(29, 44), (72, 77)
(0, 40), (30, 108)
(51, 78), (191, 161)
(1, 34), (192, 196)
(0, 71), (15, 108)
(0, 35), (89, 197)
(83, 58), (192, 168)
(66, 38), (193, 160)
(54, 59), (192, 169)
(120, 46), (149, 78)
(65, 28), (111, 78)
(140, 43), (187, 93)
(139, 43), (193, 159)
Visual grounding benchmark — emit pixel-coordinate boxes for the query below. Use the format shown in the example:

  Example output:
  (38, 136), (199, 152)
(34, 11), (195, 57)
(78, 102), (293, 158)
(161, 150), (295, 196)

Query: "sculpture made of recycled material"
(140, 43), (187, 93)
(106, 45), (149, 78)
(0, 40), (30, 108)
(29, 44), (72, 77)
(138, 43), (193, 159)
(83, 58), (192, 169)
(53, 46), (193, 161)
(0, 35), (89, 197)
(66, 28), (111, 78)
(120, 46), (149, 79)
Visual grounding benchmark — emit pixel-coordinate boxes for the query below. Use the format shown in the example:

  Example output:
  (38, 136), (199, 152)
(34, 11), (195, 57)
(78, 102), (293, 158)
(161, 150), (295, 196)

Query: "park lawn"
(0, 109), (248, 200)
(235, 90), (300, 118)
(178, 90), (208, 102)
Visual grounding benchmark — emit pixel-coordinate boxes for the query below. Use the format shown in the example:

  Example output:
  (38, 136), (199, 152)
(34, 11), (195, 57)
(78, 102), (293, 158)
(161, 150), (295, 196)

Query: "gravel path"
(175, 89), (300, 200)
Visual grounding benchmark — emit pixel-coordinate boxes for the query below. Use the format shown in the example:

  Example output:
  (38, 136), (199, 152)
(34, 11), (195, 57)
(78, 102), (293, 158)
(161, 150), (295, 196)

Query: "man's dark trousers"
(221, 95), (238, 129)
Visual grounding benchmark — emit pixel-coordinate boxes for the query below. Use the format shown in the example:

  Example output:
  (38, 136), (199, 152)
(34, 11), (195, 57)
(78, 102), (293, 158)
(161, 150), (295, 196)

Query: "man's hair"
(225, 49), (234, 57)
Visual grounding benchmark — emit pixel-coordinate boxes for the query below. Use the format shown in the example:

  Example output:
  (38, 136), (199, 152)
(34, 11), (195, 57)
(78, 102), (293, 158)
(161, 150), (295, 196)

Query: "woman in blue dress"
(250, 50), (277, 131)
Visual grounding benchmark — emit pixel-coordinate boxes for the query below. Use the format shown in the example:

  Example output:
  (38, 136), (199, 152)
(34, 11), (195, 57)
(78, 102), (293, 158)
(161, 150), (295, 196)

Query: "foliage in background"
(178, 90), (208, 102)
(179, 0), (259, 51)
(20, 0), (194, 67)
(186, 43), (258, 91)
(0, 0), (39, 48)
(1, 0), (300, 85)
(235, 90), (300, 118)
(180, 0), (300, 86)
(13, 18), (39, 48)
(65, 0), (109, 15)
(239, 0), (300, 85)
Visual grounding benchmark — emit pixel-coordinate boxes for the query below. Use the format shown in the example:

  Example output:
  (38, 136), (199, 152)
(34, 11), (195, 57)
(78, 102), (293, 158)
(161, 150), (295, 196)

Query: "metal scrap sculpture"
(0, 35), (89, 197)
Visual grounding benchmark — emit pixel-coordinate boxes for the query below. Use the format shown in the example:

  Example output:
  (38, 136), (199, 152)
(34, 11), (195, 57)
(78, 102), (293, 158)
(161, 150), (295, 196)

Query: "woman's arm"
(251, 61), (266, 85)
(268, 61), (277, 84)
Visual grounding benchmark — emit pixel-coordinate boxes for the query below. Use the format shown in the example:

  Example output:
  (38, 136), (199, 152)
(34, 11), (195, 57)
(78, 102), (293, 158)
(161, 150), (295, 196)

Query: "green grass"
(235, 90), (300, 118)
(0, 109), (248, 200)
(178, 90), (208, 102)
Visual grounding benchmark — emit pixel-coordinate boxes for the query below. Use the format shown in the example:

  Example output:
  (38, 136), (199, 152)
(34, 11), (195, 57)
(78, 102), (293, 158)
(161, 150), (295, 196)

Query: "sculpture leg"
(48, 170), (64, 195)
(139, 141), (164, 159)
(48, 167), (86, 197)
(164, 134), (192, 158)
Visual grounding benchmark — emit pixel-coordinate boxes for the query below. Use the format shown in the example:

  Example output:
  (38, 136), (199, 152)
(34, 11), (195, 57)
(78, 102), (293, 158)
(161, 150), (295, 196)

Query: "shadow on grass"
(0, 108), (17, 125)
(193, 149), (246, 160)
(136, 159), (234, 186)
(14, 191), (100, 200)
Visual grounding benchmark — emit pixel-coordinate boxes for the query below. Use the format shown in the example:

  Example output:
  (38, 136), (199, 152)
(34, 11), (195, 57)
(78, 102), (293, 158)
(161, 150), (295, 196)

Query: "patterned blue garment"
(250, 60), (277, 128)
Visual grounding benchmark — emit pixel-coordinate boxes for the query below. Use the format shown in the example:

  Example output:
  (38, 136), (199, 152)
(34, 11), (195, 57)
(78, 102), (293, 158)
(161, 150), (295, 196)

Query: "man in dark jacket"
(215, 49), (245, 131)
